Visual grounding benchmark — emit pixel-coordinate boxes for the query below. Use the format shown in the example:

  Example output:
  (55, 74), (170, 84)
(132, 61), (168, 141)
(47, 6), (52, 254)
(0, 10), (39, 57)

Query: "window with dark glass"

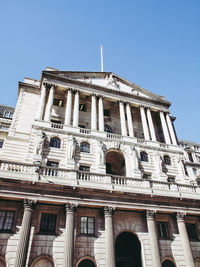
(0, 210), (15, 231)
(164, 155), (171, 165)
(50, 137), (61, 148)
(188, 152), (194, 162)
(80, 216), (95, 235)
(53, 98), (64, 107)
(140, 151), (148, 162)
(193, 168), (197, 176)
(157, 221), (170, 239)
(167, 176), (175, 183)
(104, 124), (113, 133)
(0, 139), (4, 148)
(79, 165), (90, 172)
(104, 109), (110, 117)
(143, 173), (151, 179)
(80, 142), (90, 153)
(79, 104), (86, 112)
(39, 213), (57, 234)
(186, 223), (199, 240)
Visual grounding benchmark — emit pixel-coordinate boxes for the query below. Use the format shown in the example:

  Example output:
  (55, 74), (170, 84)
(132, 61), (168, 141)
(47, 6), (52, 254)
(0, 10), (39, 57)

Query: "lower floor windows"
(0, 139), (4, 148)
(186, 223), (199, 240)
(80, 216), (95, 235)
(79, 165), (90, 172)
(0, 210), (15, 231)
(157, 221), (170, 239)
(39, 213), (57, 234)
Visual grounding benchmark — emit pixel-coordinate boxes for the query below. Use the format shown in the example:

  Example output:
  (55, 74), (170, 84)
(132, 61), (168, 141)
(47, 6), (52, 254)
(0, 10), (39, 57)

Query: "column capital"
(91, 93), (97, 97)
(65, 202), (78, 213)
(146, 209), (156, 220)
(73, 89), (80, 94)
(176, 212), (186, 222)
(23, 199), (37, 211)
(97, 94), (104, 99)
(139, 104), (146, 109)
(119, 100), (125, 104)
(104, 206), (115, 216)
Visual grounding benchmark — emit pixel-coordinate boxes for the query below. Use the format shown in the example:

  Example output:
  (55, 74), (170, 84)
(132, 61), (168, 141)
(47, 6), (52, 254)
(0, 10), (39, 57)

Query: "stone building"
(0, 67), (200, 267)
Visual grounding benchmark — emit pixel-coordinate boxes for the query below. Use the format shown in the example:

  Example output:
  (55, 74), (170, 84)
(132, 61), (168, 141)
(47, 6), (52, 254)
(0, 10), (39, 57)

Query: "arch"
(162, 259), (176, 267)
(80, 142), (90, 153)
(164, 155), (171, 165)
(106, 149), (125, 176)
(115, 231), (142, 267)
(104, 124), (113, 133)
(140, 151), (148, 162)
(31, 255), (54, 267)
(77, 257), (96, 267)
(49, 137), (61, 148)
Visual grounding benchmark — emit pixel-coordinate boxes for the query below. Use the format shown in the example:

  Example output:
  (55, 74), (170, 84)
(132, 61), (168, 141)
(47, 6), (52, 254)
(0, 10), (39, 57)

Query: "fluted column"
(44, 85), (55, 121)
(98, 96), (104, 132)
(140, 106), (150, 140)
(35, 83), (47, 120)
(119, 101), (127, 136)
(91, 94), (97, 130)
(177, 212), (195, 267)
(72, 90), (80, 127)
(159, 111), (171, 144)
(166, 113), (177, 145)
(104, 207), (115, 267)
(65, 89), (72, 125)
(146, 210), (162, 267)
(126, 102), (134, 137)
(147, 108), (156, 141)
(64, 203), (77, 267)
(14, 199), (36, 267)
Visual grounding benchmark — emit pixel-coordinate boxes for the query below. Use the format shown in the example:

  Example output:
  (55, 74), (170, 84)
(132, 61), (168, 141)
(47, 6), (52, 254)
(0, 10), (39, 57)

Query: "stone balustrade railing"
(0, 160), (199, 198)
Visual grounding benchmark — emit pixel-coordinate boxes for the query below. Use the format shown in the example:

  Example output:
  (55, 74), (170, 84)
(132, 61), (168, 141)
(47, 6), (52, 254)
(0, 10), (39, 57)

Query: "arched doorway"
(32, 258), (53, 267)
(106, 150), (125, 176)
(78, 259), (95, 267)
(115, 232), (142, 267)
(162, 259), (176, 267)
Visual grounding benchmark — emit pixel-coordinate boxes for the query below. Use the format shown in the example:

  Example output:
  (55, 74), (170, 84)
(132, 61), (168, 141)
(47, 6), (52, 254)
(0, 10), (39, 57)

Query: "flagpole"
(100, 44), (104, 72)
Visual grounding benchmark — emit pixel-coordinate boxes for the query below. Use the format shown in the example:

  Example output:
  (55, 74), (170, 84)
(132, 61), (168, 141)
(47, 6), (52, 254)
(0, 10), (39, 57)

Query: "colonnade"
(14, 200), (195, 267)
(35, 83), (177, 145)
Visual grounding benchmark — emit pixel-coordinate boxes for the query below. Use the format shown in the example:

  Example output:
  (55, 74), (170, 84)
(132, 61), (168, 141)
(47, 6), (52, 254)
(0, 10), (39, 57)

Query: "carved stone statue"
(178, 155), (186, 176)
(131, 146), (139, 170)
(68, 137), (76, 159)
(35, 131), (46, 156)
(106, 74), (119, 89)
(97, 141), (107, 165)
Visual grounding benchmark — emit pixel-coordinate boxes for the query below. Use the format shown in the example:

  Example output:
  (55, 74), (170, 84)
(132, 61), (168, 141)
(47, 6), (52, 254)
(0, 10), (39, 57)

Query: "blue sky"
(0, 0), (199, 142)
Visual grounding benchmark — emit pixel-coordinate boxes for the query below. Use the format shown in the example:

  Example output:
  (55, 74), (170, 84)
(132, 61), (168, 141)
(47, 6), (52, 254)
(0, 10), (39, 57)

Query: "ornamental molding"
(104, 206), (115, 216)
(65, 202), (78, 213)
(23, 199), (37, 210)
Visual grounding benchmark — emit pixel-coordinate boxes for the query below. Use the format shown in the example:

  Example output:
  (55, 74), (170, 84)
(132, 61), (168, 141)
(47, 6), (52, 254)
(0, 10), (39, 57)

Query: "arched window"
(164, 155), (171, 165)
(193, 168), (197, 176)
(78, 259), (95, 267)
(104, 124), (113, 133)
(50, 137), (61, 148)
(80, 142), (90, 153)
(140, 151), (148, 162)
(162, 259), (176, 267)
(31, 257), (53, 267)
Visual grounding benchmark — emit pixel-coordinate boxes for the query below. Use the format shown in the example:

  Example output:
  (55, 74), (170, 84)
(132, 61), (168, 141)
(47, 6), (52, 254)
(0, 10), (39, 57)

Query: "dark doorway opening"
(78, 259), (95, 267)
(162, 260), (176, 267)
(106, 150), (125, 176)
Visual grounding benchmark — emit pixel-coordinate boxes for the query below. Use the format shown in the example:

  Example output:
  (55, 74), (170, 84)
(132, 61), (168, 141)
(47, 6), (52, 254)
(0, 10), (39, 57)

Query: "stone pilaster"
(140, 106), (150, 140)
(176, 212), (195, 267)
(44, 84), (55, 121)
(35, 82), (47, 120)
(98, 96), (104, 132)
(126, 102), (134, 137)
(119, 101), (127, 136)
(159, 111), (171, 144)
(72, 90), (80, 127)
(65, 89), (73, 125)
(104, 207), (115, 267)
(91, 94), (97, 130)
(64, 203), (77, 267)
(166, 113), (177, 145)
(146, 210), (162, 267)
(14, 199), (36, 267)
(146, 108), (156, 141)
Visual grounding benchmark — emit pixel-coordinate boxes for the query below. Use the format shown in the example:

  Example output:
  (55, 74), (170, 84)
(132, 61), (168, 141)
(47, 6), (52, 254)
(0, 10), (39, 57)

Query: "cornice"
(18, 81), (40, 96)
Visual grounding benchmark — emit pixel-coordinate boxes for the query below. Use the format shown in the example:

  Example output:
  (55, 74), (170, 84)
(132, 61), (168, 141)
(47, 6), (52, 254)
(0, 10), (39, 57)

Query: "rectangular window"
(0, 139), (4, 148)
(0, 210), (15, 231)
(53, 98), (64, 107)
(79, 165), (90, 172)
(79, 104), (86, 112)
(80, 216), (95, 235)
(186, 223), (199, 240)
(104, 109), (110, 117)
(157, 221), (170, 239)
(39, 213), (57, 234)
(46, 161), (59, 176)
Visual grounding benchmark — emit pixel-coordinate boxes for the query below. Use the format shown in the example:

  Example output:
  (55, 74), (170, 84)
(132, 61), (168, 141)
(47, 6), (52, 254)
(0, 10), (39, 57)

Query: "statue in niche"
(97, 141), (107, 165)
(106, 74), (119, 89)
(131, 146), (140, 170)
(35, 131), (46, 156)
(155, 152), (164, 173)
(68, 137), (77, 159)
(178, 155), (186, 176)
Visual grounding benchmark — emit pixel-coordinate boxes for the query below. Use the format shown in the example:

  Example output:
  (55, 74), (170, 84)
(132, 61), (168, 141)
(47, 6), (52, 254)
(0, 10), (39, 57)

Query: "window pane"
(88, 218), (94, 234)
(0, 211), (6, 230)
(48, 214), (57, 232)
(3, 211), (14, 230)
(186, 223), (199, 240)
(81, 217), (87, 234)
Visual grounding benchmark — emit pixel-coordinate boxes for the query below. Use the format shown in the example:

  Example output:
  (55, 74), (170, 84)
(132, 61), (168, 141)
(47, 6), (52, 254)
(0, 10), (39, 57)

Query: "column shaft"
(65, 89), (72, 125)
(160, 111), (171, 144)
(35, 83), (46, 120)
(73, 91), (80, 127)
(91, 94), (97, 130)
(146, 210), (162, 267)
(147, 108), (156, 141)
(44, 85), (54, 121)
(98, 96), (104, 131)
(104, 207), (115, 267)
(166, 114), (177, 145)
(126, 103), (134, 137)
(140, 106), (150, 140)
(119, 101), (127, 136)
(177, 213), (195, 267)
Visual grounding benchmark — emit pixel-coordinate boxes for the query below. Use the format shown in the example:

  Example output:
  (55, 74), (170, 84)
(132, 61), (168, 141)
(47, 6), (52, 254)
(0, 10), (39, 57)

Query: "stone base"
(132, 170), (142, 179)
(152, 171), (168, 181)
(67, 159), (76, 169)
(176, 175), (191, 184)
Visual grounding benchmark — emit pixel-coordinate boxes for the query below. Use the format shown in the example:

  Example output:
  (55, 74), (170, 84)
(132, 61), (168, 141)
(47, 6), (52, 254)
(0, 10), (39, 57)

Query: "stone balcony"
(0, 160), (199, 200)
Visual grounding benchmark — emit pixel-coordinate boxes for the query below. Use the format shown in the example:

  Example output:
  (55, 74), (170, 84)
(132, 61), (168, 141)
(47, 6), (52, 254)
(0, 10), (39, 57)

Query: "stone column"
(44, 84), (55, 121)
(64, 203), (77, 267)
(104, 207), (115, 267)
(159, 111), (171, 144)
(166, 113), (177, 145)
(146, 210), (162, 267)
(119, 101), (127, 136)
(98, 96), (104, 132)
(72, 90), (80, 127)
(140, 106), (150, 140)
(14, 199), (36, 267)
(35, 83), (47, 120)
(177, 212), (195, 267)
(146, 108), (156, 141)
(126, 102), (134, 137)
(64, 89), (72, 125)
(91, 94), (97, 130)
